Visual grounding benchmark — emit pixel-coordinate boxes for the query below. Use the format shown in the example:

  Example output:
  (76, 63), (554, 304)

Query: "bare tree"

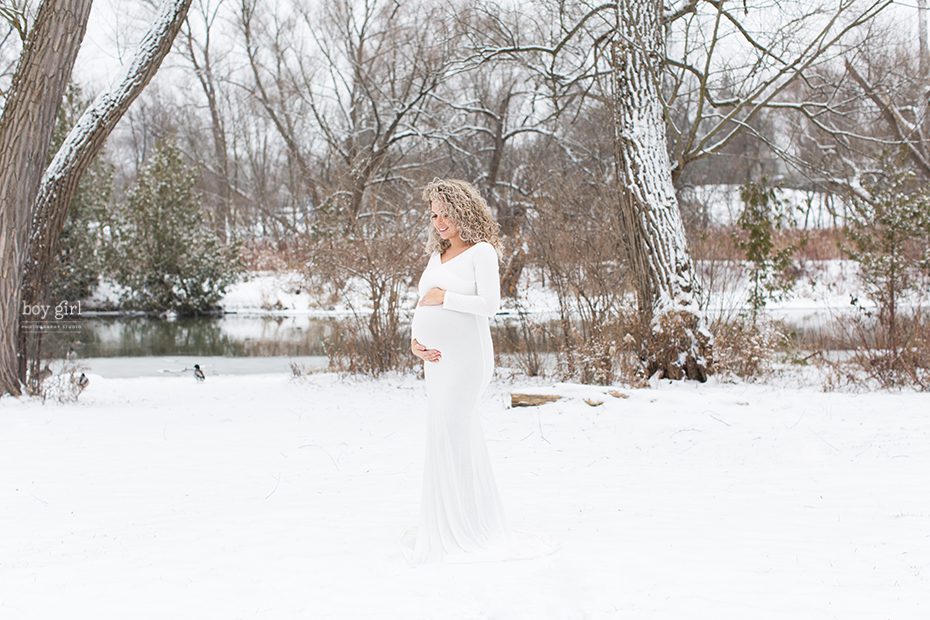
(426, 64), (544, 296)
(238, 0), (462, 233)
(175, 0), (235, 240)
(610, 0), (711, 380)
(765, 4), (927, 207)
(238, 0), (320, 231)
(465, 0), (891, 380)
(660, 0), (890, 180)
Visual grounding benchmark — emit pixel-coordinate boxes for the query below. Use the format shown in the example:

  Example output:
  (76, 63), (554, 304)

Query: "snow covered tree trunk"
(0, 0), (92, 397)
(610, 0), (711, 381)
(17, 0), (193, 387)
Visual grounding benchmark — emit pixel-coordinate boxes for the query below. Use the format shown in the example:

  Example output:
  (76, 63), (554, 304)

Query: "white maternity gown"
(400, 241), (560, 566)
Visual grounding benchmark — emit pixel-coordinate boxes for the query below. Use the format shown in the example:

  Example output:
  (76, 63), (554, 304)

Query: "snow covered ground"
(2, 371), (928, 619)
(216, 259), (926, 321)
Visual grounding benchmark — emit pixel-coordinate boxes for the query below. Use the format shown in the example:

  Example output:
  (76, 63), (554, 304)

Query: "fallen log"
(510, 393), (562, 408)
(510, 385), (631, 408)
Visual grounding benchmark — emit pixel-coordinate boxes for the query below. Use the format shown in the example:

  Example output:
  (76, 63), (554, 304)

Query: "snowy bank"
(81, 258), (928, 327)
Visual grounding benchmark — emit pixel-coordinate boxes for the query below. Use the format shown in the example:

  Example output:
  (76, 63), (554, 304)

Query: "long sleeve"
(442, 243), (501, 317)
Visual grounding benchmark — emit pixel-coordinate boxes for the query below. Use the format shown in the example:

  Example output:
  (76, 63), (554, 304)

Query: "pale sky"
(74, 0), (182, 92)
(70, 0), (916, 101)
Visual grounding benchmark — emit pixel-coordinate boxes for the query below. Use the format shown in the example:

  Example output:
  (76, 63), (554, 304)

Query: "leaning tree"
(0, 0), (93, 396)
(0, 0), (193, 396)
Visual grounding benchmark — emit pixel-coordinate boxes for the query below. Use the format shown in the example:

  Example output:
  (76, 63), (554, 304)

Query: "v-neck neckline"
(438, 242), (479, 265)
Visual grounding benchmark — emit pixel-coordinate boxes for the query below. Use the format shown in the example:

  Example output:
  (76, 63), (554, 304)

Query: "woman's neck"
(446, 237), (472, 251)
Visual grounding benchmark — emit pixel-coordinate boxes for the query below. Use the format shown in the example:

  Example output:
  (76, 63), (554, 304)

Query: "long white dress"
(400, 242), (560, 566)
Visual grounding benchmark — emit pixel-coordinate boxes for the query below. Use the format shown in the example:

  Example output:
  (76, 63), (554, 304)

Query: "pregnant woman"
(400, 179), (558, 566)
(400, 178), (510, 565)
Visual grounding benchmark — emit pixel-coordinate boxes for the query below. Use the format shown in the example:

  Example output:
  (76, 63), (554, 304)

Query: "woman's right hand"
(411, 338), (441, 363)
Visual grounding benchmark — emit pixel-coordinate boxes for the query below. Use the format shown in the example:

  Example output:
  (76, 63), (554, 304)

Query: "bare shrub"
(839, 161), (930, 389)
(688, 217), (845, 263)
(305, 211), (423, 376)
(803, 306), (930, 392)
(288, 360), (332, 379)
(529, 176), (635, 386)
(844, 310), (930, 391)
(694, 255), (745, 325)
(709, 317), (787, 381)
(496, 297), (550, 379)
(322, 317), (418, 376)
(549, 312), (651, 387)
(557, 323), (616, 386)
(241, 238), (311, 272)
(790, 229), (844, 261)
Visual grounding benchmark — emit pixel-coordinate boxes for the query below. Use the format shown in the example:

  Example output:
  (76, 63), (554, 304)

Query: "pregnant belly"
(411, 305), (474, 351)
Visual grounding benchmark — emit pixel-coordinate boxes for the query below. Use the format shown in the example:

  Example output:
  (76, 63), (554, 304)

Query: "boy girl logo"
(21, 300), (82, 321)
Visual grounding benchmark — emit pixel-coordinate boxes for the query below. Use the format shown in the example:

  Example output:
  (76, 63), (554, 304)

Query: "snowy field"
(2, 371), (929, 619)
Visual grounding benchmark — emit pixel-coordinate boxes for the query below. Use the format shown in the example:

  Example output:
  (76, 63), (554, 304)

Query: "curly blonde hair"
(422, 178), (503, 257)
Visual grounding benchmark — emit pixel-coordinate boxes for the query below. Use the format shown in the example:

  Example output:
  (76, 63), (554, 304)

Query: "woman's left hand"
(417, 287), (446, 306)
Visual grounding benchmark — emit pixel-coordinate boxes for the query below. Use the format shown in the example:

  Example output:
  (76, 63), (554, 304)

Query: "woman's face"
(430, 197), (459, 241)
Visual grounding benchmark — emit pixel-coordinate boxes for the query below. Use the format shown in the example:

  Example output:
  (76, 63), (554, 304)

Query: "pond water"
(40, 314), (336, 358)
(31, 312), (565, 377)
(38, 313), (568, 359)
(33, 314), (343, 378)
(32, 308), (872, 378)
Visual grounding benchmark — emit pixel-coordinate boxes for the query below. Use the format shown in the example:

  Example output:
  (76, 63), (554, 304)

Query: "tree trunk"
(499, 238), (526, 298)
(485, 99), (527, 299)
(610, 0), (711, 381)
(920, 0), (929, 80)
(496, 194), (527, 300)
(919, 0), (930, 145)
(17, 0), (194, 389)
(0, 0), (93, 397)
